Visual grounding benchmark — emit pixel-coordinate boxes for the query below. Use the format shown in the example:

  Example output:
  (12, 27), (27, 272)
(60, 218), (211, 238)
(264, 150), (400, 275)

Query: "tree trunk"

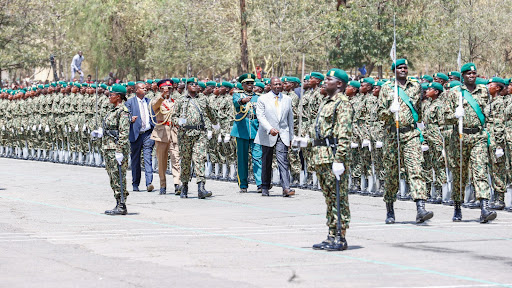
(239, 0), (249, 74)
(378, 65), (383, 79)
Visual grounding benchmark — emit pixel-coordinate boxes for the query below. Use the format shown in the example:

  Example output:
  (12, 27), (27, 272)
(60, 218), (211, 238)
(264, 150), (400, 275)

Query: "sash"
(397, 86), (424, 142)
(460, 88), (490, 146)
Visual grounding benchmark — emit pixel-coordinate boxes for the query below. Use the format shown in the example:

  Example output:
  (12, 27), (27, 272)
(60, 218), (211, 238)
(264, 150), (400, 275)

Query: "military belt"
(182, 124), (206, 130)
(461, 126), (481, 134)
(390, 123), (417, 134)
(312, 137), (337, 147)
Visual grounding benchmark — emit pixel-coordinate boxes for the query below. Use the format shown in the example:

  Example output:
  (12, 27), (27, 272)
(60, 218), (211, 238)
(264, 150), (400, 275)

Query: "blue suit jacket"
(230, 92), (259, 140)
(124, 96), (155, 143)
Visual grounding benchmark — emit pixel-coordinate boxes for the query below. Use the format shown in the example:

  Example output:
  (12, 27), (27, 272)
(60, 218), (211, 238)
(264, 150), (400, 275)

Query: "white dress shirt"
(138, 97), (151, 132)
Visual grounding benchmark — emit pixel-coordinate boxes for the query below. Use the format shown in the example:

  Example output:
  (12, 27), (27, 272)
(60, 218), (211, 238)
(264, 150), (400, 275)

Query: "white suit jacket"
(254, 91), (294, 147)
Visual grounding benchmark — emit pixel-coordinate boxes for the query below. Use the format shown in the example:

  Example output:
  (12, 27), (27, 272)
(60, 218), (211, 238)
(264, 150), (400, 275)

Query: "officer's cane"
(118, 163), (125, 204)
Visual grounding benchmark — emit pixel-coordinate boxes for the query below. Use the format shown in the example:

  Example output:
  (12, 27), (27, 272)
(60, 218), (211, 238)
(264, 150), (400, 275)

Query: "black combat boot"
(385, 202), (395, 224)
(467, 199), (480, 209)
(180, 182), (188, 198)
(490, 193), (505, 210)
(452, 201), (462, 222)
(198, 182), (212, 199)
(312, 232), (334, 250)
(480, 199), (497, 224)
(105, 199), (127, 215)
(174, 184), (181, 195)
(432, 186), (443, 204)
(415, 199), (434, 223)
(349, 177), (360, 194)
(324, 234), (348, 251)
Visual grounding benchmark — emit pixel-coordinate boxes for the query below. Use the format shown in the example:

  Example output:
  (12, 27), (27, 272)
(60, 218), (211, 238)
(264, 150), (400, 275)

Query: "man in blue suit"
(231, 73), (262, 193)
(125, 82), (155, 192)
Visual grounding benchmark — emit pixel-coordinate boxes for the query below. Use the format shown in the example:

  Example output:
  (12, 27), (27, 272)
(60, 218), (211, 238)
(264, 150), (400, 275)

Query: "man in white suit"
(255, 77), (295, 197)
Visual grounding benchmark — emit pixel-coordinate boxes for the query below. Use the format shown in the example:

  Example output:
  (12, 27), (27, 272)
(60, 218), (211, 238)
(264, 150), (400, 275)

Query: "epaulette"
(339, 95), (349, 102)
(408, 76), (419, 82)
(122, 106), (129, 112)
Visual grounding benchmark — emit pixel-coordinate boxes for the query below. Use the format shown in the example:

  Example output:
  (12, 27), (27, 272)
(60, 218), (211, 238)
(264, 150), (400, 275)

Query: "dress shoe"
(257, 185), (262, 193)
(283, 188), (295, 197)
(452, 201), (462, 222)
(261, 188), (270, 196)
(312, 235), (334, 250)
(385, 202), (395, 224)
(159, 187), (166, 195)
(239, 188), (248, 193)
(147, 184), (154, 192)
(180, 183), (188, 198)
(174, 184), (181, 195)
(480, 199), (497, 223)
(133, 186), (140, 192)
(415, 199), (434, 223)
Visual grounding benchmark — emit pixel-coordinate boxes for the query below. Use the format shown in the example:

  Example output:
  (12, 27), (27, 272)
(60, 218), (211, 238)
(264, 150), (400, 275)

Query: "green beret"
(304, 75), (310, 81)
(90, 84), (97, 88)
(61, 84), (67, 88)
(58, 81), (65, 85)
(216, 83), (221, 88)
(291, 77), (301, 85)
(489, 77), (505, 85)
(100, 83), (108, 89)
(255, 79), (262, 83)
(136, 81), (144, 84)
(428, 82), (444, 92)
(198, 81), (206, 89)
(37, 85), (44, 89)
(145, 79), (153, 84)
(310, 72), (325, 81)
(32, 87), (37, 91)
(171, 78), (180, 84)
(348, 80), (360, 89)
(44, 84), (50, 88)
(375, 80), (385, 87)
(264, 79), (270, 85)
(475, 77), (488, 85)
(221, 82), (234, 89)
(433, 73), (449, 82)
(238, 73), (256, 83)
(127, 81), (135, 86)
(254, 82), (265, 89)
(391, 58), (408, 71)
(206, 81), (217, 87)
(180, 78), (186, 83)
(121, 83), (127, 87)
(236, 83), (243, 90)
(448, 81), (462, 88)
(281, 76), (291, 82)
(326, 68), (349, 83)
(448, 71), (461, 79)
(361, 77), (375, 85)
(50, 82), (57, 87)
(111, 84), (127, 94)
(504, 78), (511, 85)
(461, 62), (477, 73)
(421, 75), (433, 82)
(186, 77), (198, 84)
(421, 83), (429, 90)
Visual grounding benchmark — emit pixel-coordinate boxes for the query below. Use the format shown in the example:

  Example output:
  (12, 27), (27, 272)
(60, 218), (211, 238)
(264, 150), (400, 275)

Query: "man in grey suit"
(255, 77), (295, 197)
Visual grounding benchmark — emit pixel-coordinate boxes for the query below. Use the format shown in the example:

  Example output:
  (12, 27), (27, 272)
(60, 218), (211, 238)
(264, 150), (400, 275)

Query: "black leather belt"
(312, 137), (337, 147)
(182, 124), (206, 130)
(462, 127), (481, 134)
(390, 123), (417, 134)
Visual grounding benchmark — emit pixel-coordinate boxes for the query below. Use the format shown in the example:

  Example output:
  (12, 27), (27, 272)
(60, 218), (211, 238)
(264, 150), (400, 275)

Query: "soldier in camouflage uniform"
(378, 58), (433, 224)
(444, 63), (497, 223)
(300, 68), (352, 251)
(173, 77), (220, 199)
(282, 77), (302, 187)
(356, 77), (376, 195)
(367, 81), (386, 196)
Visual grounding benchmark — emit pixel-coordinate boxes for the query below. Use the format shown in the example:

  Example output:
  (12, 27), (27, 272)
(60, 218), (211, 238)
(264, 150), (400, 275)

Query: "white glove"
(96, 128), (103, 138)
(299, 136), (309, 148)
(421, 144), (429, 152)
(496, 148), (504, 158)
(32, 125), (36, 131)
(332, 162), (345, 180)
(90, 130), (98, 138)
(375, 141), (383, 148)
(455, 106), (465, 119)
(1, 125), (4, 131)
(442, 149), (446, 158)
(291, 136), (299, 147)
(20, 127), (24, 132)
(115, 152), (123, 165)
(362, 139), (370, 147)
(38, 124), (42, 130)
(224, 134), (231, 143)
(207, 130), (212, 139)
(178, 118), (187, 126)
(389, 100), (400, 113)
(45, 125), (50, 133)
(350, 142), (359, 149)
(212, 124), (220, 131)
(11, 128), (14, 133)
(417, 122), (425, 130)
(74, 124), (79, 132)
(82, 124), (87, 132)
(217, 134), (222, 143)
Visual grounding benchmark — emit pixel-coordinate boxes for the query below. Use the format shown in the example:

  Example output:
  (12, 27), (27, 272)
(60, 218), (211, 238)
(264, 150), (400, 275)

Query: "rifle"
(391, 14), (402, 196)
(436, 126), (451, 196)
(118, 163), (125, 205)
(298, 54), (305, 137)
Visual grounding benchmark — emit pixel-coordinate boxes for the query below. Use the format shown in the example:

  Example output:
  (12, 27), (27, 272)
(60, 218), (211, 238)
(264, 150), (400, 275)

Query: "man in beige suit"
(150, 79), (181, 195)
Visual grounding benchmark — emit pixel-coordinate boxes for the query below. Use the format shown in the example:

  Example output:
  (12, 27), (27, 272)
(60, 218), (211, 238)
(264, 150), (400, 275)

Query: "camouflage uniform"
(363, 94), (386, 185)
(379, 79), (427, 203)
(102, 102), (130, 200)
(309, 92), (353, 236)
(486, 94), (506, 202)
(445, 84), (491, 202)
(286, 90), (301, 182)
(350, 93), (371, 190)
(504, 94), (512, 186)
(173, 93), (218, 184)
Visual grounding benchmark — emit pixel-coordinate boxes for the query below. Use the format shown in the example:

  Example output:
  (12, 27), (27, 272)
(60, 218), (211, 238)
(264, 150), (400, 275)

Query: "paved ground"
(1, 158), (512, 288)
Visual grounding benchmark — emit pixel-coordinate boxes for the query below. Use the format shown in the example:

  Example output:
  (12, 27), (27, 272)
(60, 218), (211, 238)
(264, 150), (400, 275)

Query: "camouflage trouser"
(104, 149), (129, 200)
(179, 132), (207, 183)
(368, 124), (385, 181)
(383, 131), (427, 203)
(288, 147), (301, 181)
(313, 163), (350, 236)
(450, 131), (490, 202)
(505, 124), (512, 184)
(207, 133), (220, 164)
(489, 144), (507, 196)
(422, 129), (447, 190)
